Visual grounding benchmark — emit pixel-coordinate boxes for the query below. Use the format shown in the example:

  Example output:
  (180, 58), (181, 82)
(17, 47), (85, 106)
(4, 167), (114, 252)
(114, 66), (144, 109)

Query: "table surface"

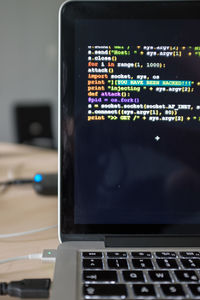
(0, 143), (59, 299)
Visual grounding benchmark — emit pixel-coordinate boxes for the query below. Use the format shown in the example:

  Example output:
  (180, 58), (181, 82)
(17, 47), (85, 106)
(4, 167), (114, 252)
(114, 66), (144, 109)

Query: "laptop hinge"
(105, 235), (200, 248)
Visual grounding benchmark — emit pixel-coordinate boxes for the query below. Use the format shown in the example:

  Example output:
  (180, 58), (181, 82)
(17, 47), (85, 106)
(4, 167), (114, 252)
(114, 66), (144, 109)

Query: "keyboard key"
(107, 259), (128, 269)
(156, 251), (176, 258)
(83, 284), (127, 297)
(181, 259), (200, 269)
(82, 252), (102, 258)
(149, 270), (171, 282)
(132, 259), (154, 269)
(156, 259), (178, 269)
(175, 270), (199, 282)
(107, 252), (127, 258)
(123, 271), (144, 282)
(83, 259), (103, 269)
(83, 271), (118, 282)
(180, 251), (200, 258)
(133, 284), (156, 297)
(188, 284), (200, 296)
(132, 252), (151, 258)
(161, 284), (185, 296)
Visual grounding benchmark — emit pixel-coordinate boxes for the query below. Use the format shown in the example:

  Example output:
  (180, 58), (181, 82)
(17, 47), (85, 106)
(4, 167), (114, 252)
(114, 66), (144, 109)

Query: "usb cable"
(0, 278), (51, 298)
(0, 250), (56, 298)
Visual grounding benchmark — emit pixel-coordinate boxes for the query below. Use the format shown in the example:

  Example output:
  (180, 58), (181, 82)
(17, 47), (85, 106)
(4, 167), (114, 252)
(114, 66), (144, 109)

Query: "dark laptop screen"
(74, 18), (200, 225)
(61, 1), (200, 235)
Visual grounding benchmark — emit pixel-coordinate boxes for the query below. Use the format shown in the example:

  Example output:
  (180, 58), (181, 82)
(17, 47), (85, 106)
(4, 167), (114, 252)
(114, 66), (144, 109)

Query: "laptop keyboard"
(80, 251), (200, 299)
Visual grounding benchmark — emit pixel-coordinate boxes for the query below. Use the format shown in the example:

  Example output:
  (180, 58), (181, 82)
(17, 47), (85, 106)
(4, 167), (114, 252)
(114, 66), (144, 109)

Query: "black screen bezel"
(60, 0), (200, 241)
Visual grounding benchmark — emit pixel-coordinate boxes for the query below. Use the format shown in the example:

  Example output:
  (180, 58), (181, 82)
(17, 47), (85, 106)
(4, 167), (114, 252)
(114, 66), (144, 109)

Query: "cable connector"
(0, 249), (56, 265)
(42, 249), (57, 262)
(0, 278), (51, 298)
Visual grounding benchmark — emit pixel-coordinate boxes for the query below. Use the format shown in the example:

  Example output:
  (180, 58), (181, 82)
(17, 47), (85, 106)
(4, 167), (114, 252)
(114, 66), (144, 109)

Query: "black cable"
(0, 283), (7, 295)
(0, 279), (51, 298)
(0, 179), (33, 186)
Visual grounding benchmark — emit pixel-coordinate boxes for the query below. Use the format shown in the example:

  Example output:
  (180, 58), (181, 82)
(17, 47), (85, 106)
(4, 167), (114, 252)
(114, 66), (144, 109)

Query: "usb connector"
(0, 279), (51, 298)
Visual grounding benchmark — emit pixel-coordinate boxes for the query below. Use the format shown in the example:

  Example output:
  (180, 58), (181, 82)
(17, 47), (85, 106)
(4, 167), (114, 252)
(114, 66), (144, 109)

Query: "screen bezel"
(59, 0), (200, 241)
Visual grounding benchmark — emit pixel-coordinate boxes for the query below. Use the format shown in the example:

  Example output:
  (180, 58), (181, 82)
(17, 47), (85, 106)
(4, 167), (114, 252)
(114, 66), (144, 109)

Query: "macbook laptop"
(51, 1), (200, 299)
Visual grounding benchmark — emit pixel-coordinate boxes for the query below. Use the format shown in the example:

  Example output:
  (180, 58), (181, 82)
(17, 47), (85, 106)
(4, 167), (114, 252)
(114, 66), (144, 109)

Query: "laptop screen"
(60, 1), (200, 236)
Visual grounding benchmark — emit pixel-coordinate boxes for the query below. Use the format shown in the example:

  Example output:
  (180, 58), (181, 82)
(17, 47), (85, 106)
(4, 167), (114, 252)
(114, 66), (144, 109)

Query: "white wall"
(0, 0), (64, 144)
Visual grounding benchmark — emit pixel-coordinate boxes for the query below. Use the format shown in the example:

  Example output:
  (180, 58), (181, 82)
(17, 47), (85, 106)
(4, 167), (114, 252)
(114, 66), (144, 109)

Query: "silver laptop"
(51, 1), (200, 299)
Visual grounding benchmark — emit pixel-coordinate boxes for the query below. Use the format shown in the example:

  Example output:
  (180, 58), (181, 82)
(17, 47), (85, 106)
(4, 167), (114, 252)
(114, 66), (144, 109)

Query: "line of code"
(87, 45), (200, 123)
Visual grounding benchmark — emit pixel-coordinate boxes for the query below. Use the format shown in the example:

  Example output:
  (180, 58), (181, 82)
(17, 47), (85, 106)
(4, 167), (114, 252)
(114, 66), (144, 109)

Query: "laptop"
(51, 1), (200, 299)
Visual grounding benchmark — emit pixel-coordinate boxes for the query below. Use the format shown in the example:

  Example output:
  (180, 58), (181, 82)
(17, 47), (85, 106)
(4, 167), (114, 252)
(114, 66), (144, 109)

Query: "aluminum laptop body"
(51, 1), (200, 299)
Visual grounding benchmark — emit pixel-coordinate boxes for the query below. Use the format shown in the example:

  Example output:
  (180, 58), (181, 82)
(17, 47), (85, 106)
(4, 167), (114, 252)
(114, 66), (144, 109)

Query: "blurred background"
(0, 0), (65, 149)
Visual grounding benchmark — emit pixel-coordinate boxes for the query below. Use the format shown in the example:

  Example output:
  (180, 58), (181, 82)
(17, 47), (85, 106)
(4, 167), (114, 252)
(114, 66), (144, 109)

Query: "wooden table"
(0, 143), (59, 299)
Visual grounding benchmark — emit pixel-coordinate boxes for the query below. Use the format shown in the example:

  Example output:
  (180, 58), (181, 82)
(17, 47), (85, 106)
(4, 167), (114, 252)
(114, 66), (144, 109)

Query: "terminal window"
(87, 44), (200, 124)
(74, 19), (200, 224)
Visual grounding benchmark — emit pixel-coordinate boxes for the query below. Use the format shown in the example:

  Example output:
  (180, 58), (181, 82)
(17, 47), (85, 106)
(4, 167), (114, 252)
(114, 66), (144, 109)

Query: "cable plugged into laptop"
(0, 278), (51, 298)
(0, 250), (56, 298)
(0, 249), (57, 264)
